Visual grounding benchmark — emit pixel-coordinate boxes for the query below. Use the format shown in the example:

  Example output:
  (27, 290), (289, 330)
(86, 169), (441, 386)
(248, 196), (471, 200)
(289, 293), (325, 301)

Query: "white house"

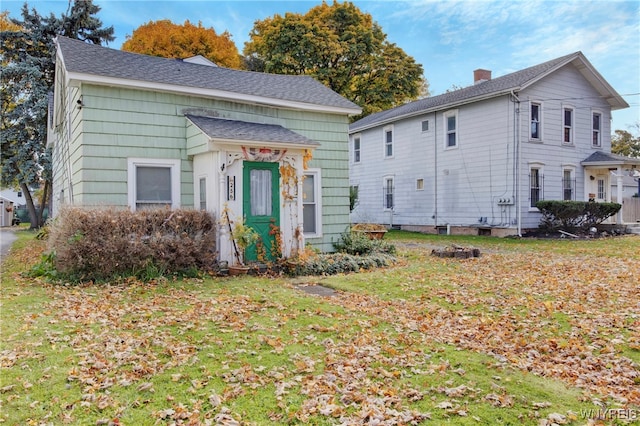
(349, 52), (637, 236)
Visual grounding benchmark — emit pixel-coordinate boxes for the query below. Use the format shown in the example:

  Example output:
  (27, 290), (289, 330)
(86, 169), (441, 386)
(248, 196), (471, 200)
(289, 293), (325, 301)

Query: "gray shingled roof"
(186, 115), (319, 146)
(350, 52), (627, 132)
(56, 36), (360, 112)
(582, 151), (640, 165)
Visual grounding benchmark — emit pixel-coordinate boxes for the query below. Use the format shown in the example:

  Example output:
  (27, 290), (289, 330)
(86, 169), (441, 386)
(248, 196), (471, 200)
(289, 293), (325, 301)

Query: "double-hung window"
(383, 177), (394, 209)
(128, 158), (181, 210)
(530, 102), (541, 140)
(303, 169), (322, 237)
(529, 165), (544, 208)
(592, 112), (601, 147)
(562, 168), (574, 201)
(384, 126), (393, 158)
(444, 110), (458, 148)
(353, 136), (361, 163)
(563, 107), (574, 144)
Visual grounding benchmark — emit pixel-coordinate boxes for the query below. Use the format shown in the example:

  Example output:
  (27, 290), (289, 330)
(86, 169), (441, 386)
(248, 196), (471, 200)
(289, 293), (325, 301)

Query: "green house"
(48, 37), (361, 263)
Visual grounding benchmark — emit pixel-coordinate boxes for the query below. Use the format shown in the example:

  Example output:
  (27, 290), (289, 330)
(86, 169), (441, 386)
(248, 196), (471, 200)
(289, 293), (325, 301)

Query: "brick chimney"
(474, 69), (492, 84)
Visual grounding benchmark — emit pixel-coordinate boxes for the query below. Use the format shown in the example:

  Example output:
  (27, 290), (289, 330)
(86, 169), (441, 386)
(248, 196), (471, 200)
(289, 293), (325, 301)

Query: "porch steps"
(625, 223), (640, 235)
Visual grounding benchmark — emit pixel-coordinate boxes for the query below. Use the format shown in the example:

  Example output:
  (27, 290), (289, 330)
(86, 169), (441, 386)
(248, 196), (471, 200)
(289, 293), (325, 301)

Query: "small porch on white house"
(581, 152), (640, 224)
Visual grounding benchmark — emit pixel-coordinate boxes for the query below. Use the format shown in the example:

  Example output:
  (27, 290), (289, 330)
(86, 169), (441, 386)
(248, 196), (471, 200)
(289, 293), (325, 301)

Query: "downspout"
(434, 112), (438, 229)
(510, 90), (522, 237)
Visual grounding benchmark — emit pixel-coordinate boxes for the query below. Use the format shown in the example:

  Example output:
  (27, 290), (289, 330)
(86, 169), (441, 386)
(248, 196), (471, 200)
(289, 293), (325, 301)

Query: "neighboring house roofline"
(55, 36), (362, 116)
(350, 51), (628, 133)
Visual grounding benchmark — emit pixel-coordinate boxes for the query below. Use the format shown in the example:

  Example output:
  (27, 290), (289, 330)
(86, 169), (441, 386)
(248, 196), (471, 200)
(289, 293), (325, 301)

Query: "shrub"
(286, 252), (395, 276)
(536, 200), (621, 231)
(333, 230), (396, 256)
(45, 207), (216, 281)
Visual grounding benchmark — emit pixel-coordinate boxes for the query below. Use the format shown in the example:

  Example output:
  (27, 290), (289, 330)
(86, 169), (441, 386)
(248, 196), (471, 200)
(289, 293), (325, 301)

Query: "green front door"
(243, 161), (280, 262)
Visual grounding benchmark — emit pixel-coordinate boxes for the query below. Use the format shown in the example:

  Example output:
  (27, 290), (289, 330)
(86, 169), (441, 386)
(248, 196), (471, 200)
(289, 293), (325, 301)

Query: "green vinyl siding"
(54, 82), (351, 252)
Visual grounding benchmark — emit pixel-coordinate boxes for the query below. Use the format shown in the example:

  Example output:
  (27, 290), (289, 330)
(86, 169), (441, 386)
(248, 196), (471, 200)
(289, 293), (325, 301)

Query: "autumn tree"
(1, 1), (113, 228)
(611, 125), (640, 158)
(122, 20), (242, 69)
(243, 0), (426, 118)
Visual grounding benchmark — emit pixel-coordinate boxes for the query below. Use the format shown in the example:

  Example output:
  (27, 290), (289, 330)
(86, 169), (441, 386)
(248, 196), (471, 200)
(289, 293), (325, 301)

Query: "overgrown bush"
(536, 200), (621, 231)
(42, 207), (216, 281)
(332, 230), (396, 256)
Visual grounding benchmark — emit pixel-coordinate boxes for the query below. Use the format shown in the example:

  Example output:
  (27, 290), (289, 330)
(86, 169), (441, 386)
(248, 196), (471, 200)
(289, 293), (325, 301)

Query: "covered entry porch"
(582, 152), (640, 224)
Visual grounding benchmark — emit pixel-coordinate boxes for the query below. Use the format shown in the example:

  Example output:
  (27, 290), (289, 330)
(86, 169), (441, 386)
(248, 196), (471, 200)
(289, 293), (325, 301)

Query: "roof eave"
(581, 159), (640, 167)
(67, 72), (362, 116)
(213, 138), (320, 150)
(350, 89), (516, 133)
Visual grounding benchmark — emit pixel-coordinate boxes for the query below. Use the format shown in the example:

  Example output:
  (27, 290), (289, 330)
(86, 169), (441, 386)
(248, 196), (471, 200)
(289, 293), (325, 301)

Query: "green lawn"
(1, 229), (638, 425)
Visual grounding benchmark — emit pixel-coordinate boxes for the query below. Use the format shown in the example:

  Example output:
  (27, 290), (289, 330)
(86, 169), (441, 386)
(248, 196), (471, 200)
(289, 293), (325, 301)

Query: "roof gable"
(55, 36), (360, 114)
(350, 52), (628, 132)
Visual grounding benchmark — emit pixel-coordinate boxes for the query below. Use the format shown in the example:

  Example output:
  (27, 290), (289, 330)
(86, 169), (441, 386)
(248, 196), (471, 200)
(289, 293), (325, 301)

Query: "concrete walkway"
(0, 227), (18, 264)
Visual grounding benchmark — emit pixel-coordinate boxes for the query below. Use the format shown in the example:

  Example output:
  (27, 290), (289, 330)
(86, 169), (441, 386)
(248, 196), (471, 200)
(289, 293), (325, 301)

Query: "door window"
(250, 169), (272, 216)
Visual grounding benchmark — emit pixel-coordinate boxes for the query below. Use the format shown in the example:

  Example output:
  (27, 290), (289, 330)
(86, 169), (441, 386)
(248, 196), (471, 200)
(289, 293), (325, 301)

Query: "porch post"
(616, 166), (624, 224)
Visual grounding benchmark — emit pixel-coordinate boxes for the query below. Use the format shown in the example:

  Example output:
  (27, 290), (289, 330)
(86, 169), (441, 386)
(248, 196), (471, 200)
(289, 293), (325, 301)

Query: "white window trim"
(383, 125), (394, 158)
(383, 175), (394, 211)
(352, 134), (361, 164)
(127, 158), (181, 211)
(303, 168), (322, 238)
(443, 109), (458, 149)
(562, 105), (574, 145)
(591, 109), (602, 148)
(529, 101), (543, 142)
(421, 120), (429, 132)
(416, 178), (425, 191)
(528, 161), (545, 211)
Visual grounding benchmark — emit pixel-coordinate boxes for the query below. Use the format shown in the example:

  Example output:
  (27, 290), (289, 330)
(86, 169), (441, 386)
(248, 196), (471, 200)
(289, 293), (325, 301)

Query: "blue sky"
(3, 0), (639, 133)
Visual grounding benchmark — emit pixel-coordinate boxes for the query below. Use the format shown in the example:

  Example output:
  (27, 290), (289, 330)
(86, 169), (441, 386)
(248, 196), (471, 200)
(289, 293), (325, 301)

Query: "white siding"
(351, 62), (615, 233)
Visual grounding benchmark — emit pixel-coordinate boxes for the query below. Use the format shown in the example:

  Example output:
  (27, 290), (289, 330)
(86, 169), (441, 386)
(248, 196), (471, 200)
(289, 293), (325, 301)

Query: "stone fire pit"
(431, 245), (481, 259)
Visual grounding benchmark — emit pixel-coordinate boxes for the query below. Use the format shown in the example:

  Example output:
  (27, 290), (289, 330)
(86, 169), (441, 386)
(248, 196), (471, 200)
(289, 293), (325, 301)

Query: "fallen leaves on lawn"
(2, 236), (638, 424)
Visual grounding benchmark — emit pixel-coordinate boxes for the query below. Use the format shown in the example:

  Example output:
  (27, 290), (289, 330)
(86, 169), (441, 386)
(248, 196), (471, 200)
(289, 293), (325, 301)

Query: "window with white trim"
(592, 112), (601, 147)
(199, 177), (207, 210)
(530, 102), (542, 140)
(529, 166), (544, 208)
(128, 158), (181, 210)
(353, 136), (361, 163)
(421, 120), (429, 132)
(597, 178), (606, 201)
(444, 110), (458, 148)
(562, 168), (574, 201)
(383, 176), (394, 209)
(303, 169), (322, 236)
(416, 178), (424, 190)
(563, 107), (574, 144)
(383, 126), (393, 157)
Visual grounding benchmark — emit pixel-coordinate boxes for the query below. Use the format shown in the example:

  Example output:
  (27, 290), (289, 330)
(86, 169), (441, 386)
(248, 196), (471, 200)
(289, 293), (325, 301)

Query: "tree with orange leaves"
(122, 19), (242, 69)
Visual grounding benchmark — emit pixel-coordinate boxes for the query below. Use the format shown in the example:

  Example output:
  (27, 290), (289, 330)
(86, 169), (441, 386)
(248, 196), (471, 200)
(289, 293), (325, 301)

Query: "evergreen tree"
(1, 1), (114, 228)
